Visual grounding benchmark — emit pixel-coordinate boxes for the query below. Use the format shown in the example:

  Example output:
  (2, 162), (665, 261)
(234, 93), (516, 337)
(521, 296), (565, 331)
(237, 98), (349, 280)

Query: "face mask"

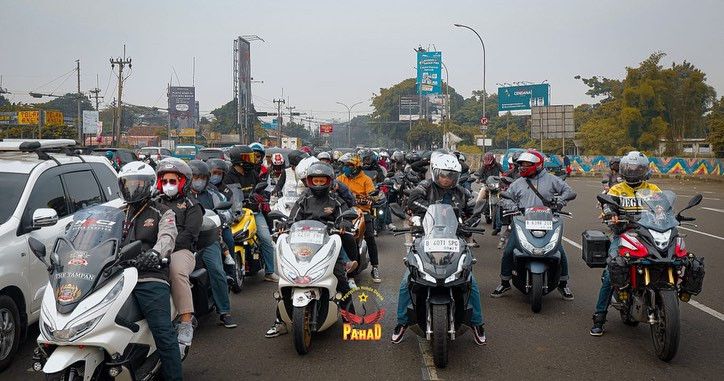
(191, 179), (207, 192)
(342, 166), (353, 177)
(209, 175), (223, 185)
(162, 183), (179, 197)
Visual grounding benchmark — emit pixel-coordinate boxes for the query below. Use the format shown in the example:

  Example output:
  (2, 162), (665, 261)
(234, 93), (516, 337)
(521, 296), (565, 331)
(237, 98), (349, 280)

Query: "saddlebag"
(680, 256), (705, 295)
(581, 230), (610, 268)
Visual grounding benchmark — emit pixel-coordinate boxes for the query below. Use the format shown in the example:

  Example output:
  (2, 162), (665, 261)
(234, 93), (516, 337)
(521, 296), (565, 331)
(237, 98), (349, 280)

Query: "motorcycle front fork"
(425, 288), (456, 340)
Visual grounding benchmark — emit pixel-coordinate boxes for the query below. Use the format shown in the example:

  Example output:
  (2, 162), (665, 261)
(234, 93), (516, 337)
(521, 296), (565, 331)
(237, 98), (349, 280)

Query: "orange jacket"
(336, 172), (374, 212)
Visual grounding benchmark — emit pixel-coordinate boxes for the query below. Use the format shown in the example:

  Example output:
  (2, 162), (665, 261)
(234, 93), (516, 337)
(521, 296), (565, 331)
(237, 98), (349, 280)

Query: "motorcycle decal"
(54, 272), (95, 281)
(67, 253), (88, 266)
(57, 283), (81, 302)
(143, 218), (155, 227)
(340, 286), (386, 341)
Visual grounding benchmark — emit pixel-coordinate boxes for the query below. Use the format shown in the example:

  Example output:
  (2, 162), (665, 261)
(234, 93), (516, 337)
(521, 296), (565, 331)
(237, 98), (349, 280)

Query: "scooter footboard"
(43, 345), (105, 377)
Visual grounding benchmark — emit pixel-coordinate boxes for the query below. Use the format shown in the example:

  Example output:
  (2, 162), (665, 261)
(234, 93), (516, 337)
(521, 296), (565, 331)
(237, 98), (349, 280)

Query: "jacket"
(290, 192), (348, 224)
(605, 181), (661, 214)
(507, 169), (576, 209)
(407, 179), (473, 218)
(121, 200), (178, 283)
(336, 172), (375, 213)
(158, 195), (204, 252)
(475, 162), (502, 180)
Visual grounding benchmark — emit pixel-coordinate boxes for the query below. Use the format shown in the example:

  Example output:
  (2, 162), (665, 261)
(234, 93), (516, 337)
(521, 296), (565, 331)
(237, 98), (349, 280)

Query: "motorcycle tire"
(293, 305), (313, 355)
(229, 251), (244, 293)
(651, 289), (680, 362)
(431, 304), (449, 368)
(530, 273), (544, 313)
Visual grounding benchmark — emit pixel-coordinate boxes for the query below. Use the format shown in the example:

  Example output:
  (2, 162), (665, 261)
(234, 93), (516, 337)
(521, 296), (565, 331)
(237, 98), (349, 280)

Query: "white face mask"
(162, 183), (179, 197)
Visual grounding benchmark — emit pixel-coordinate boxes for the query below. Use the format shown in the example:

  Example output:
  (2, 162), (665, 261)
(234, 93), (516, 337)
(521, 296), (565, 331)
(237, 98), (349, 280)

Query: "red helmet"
(300, 146), (313, 155)
(483, 152), (495, 166)
(516, 149), (544, 178)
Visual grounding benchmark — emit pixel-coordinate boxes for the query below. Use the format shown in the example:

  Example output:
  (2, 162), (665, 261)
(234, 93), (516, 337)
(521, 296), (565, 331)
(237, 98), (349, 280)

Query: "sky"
(2, 0), (723, 124)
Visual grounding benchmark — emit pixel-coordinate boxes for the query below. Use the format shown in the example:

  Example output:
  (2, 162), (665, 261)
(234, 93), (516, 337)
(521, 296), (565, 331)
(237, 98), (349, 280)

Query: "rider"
(118, 161), (182, 380)
(391, 152), (486, 345)
(207, 158), (236, 266)
(590, 151), (661, 336)
(270, 152), (286, 182)
(490, 149), (577, 300)
(224, 145), (278, 282)
(391, 150), (406, 173)
(249, 142), (269, 182)
(271, 149), (307, 196)
(106, 150), (120, 171)
(378, 150), (390, 171)
(155, 158), (204, 351)
(188, 160), (237, 329)
(337, 153), (382, 283)
(317, 151), (332, 165)
(360, 149), (385, 183)
(603, 157), (622, 192)
(475, 152), (503, 234)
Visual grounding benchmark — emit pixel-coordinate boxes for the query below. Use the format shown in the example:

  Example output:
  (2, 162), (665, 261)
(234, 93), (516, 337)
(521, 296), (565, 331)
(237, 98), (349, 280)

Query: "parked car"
(196, 147), (229, 161)
(174, 144), (203, 161)
(0, 139), (123, 371)
(91, 147), (139, 168)
(137, 146), (174, 161)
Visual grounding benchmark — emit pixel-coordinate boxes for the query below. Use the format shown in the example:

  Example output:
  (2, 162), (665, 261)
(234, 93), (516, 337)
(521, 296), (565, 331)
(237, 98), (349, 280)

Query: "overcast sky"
(2, 0), (723, 123)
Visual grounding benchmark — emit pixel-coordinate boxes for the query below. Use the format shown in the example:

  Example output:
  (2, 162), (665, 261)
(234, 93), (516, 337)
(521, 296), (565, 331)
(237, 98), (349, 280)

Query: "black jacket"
(290, 192), (348, 224)
(158, 195), (203, 252)
(475, 162), (502, 180)
(121, 200), (177, 282)
(224, 167), (260, 199)
(407, 179), (473, 218)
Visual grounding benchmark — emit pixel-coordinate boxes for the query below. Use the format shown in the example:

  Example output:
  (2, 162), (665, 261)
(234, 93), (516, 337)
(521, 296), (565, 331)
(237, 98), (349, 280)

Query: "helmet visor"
(309, 176), (331, 187)
(240, 152), (256, 164)
(119, 175), (153, 203)
(433, 169), (460, 188)
(620, 161), (648, 182)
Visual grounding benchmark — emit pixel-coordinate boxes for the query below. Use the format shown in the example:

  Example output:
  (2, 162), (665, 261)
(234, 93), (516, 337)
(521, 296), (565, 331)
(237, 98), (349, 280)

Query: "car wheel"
(0, 295), (21, 371)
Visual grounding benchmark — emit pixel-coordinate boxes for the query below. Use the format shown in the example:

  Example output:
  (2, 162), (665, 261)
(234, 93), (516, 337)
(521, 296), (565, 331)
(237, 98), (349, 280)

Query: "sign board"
(0, 112), (17, 125)
(497, 84), (550, 116)
(45, 111), (64, 126)
(17, 111), (40, 125)
(161, 139), (176, 151)
(82, 111), (99, 134)
(480, 117), (489, 126)
(475, 136), (493, 147)
(168, 86), (196, 130)
(399, 95), (421, 121)
(319, 123), (333, 136)
(416, 51), (442, 95)
(531, 105), (575, 139)
(178, 128), (197, 138)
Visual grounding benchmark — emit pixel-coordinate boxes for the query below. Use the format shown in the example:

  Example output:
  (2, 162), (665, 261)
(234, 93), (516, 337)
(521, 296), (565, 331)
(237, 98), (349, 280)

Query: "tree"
(708, 97), (724, 157)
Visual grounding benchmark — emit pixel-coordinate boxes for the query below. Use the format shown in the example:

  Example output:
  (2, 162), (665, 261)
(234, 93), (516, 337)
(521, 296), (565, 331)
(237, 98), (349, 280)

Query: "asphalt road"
(5, 176), (724, 380)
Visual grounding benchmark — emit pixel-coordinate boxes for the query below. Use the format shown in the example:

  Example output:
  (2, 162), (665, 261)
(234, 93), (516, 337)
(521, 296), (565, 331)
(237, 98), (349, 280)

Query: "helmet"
(288, 150), (309, 167)
(207, 158), (228, 185)
(609, 157), (621, 172)
(339, 153), (362, 177)
(619, 151), (650, 186)
(295, 156), (320, 180)
(249, 142), (266, 164)
(392, 150), (405, 163)
(458, 153), (466, 162)
(421, 150), (432, 162)
(156, 157), (193, 195)
(359, 149), (375, 167)
(188, 160), (210, 192)
(271, 152), (285, 166)
(430, 153), (462, 189)
(317, 151), (332, 162)
(105, 150), (114, 160)
(228, 145), (256, 167)
(332, 150), (343, 161)
(516, 150), (545, 178)
(305, 162), (335, 197)
(300, 146), (313, 155)
(379, 151), (389, 159)
(483, 152), (495, 166)
(406, 152), (421, 163)
(118, 161), (156, 204)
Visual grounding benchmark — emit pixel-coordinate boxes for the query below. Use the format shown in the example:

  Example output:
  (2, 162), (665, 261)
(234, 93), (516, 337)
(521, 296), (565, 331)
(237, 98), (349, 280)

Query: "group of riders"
(112, 140), (681, 379)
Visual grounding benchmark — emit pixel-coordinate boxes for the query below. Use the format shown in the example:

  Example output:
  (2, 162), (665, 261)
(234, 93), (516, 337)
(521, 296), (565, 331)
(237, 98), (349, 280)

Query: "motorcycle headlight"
(100, 276), (124, 306)
(43, 316), (102, 342)
(543, 227), (561, 253)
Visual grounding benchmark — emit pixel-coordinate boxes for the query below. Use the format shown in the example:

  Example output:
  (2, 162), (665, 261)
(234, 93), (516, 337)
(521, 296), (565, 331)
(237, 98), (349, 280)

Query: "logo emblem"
(57, 284), (81, 303)
(340, 286), (386, 341)
(143, 218), (155, 227)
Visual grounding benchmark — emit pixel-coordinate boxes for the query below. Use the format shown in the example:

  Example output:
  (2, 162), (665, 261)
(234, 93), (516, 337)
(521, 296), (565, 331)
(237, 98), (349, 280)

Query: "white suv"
(0, 139), (123, 371)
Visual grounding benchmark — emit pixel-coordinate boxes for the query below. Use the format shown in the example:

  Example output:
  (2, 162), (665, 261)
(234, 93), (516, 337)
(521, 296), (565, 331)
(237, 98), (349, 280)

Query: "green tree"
(708, 97), (724, 157)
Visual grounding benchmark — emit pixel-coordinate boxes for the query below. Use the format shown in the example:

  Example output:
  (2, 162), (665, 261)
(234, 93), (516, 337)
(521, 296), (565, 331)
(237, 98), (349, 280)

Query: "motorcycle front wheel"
(229, 250), (244, 293)
(530, 273), (544, 313)
(293, 305), (313, 355)
(431, 304), (449, 368)
(651, 289), (680, 362)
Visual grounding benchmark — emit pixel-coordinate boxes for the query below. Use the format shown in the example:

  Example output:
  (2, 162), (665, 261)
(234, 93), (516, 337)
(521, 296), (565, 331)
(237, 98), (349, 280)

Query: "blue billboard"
(497, 84), (550, 115)
(417, 51), (442, 95)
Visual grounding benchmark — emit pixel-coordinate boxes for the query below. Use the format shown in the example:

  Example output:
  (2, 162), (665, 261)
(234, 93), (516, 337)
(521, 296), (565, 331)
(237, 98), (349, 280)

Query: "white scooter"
(28, 205), (178, 380)
(271, 188), (301, 218)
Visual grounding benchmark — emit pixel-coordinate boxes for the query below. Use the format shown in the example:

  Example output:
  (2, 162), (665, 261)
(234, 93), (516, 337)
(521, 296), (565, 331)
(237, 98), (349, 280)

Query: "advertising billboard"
(530, 105), (575, 139)
(416, 51), (442, 95)
(319, 123), (333, 136)
(497, 84), (550, 115)
(169, 86), (196, 131)
(45, 111), (64, 126)
(17, 111), (39, 125)
(399, 96), (421, 121)
(83, 110), (99, 134)
(0, 112), (17, 125)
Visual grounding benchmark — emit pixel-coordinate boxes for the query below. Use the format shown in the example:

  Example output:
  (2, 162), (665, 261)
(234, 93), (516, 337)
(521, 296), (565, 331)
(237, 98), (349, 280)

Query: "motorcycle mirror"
(601, 179), (609, 184)
(214, 201), (233, 211)
(119, 241), (143, 262)
(254, 182), (267, 193)
(596, 193), (618, 209)
(687, 194), (703, 209)
(370, 190), (380, 197)
(499, 191), (512, 200)
(28, 236), (48, 263)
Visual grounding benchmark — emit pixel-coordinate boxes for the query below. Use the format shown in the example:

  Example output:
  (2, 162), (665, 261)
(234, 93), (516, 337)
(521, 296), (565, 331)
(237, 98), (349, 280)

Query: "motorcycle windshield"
(225, 184), (246, 215)
(636, 190), (678, 232)
(51, 206), (123, 306)
(421, 204), (461, 265)
(287, 220), (329, 261)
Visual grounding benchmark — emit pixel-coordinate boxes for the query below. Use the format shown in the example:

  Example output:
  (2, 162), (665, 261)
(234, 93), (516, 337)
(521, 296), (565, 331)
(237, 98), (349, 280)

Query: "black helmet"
(392, 150), (405, 163)
(188, 159), (210, 178)
(406, 152), (421, 163)
(422, 150), (432, 162)
(207, 158), (228, 174)
(288, 150), (309, 167)
(305, 162), (335, 197)
(609, 157), (621, 171)
(228, 145), (256, 166)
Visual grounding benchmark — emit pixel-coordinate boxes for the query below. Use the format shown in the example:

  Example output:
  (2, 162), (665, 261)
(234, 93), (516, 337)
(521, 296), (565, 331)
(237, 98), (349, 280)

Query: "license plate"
(290, 231), (325, 245)
(424, 238), (460, 252)
(525, 220), (553, 230)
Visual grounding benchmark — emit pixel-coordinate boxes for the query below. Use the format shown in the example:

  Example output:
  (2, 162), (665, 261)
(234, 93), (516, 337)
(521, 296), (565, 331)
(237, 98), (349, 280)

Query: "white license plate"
(525, 220), (553, 230)
(424, 238), (460, 252)
(290, 231), (325, 245)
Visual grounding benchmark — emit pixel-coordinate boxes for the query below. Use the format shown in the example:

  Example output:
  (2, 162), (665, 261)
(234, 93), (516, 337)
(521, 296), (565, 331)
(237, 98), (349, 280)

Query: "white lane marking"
(562, 235), (724, 323)
(701, 207), (724, 213)
(417, 337), (440, 380)
(678, 194), (721, 201)
(678, 226), (724, 241)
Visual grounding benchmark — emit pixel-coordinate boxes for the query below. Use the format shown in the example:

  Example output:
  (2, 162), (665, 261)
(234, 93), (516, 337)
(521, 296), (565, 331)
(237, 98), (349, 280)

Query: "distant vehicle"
(91, 147), (139, 168)
(196, 147), (229, 161)
(0, 139), (123, 371)
(137, 146), (173, 161)
(174, 144), (203, 161)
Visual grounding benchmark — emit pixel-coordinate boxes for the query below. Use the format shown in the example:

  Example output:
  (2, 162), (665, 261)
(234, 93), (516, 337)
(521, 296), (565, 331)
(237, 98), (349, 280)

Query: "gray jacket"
(507, 169), (576, 209)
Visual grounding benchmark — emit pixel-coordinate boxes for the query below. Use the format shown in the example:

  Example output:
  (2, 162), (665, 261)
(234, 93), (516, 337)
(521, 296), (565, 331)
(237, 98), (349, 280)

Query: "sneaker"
(219, 314), (238, 329)
(558, 283), (574, 301)
(472, 324), (487, 345)
(265, 319), (288, 338)
(497, 239), (505, 250)
(371, 267), (382, 283)
(391, 324), (408, 343)
(224, 254), (236, 266)
(177, 321), (194, 346)
(490, 282), (511, 298)
(387, 223), (397, 230)
(590, 313), (606, 336)
(345, 260), (359, 274)
(264, 273), (279, 282)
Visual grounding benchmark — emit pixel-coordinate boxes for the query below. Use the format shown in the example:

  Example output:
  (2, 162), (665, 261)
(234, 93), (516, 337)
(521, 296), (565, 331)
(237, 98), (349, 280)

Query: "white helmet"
(118, 161), (157, 203)
(430, 153), (461, 189)
(317, 151), (332, 161)
(295, 156), (320, 180)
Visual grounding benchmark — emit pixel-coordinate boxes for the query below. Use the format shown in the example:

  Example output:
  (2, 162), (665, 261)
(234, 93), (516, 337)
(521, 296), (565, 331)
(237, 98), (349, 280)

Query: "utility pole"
(110, 45), (132, 147)
(76, 59), (82, 144)
(286, 105), (296, 125)
(274, 98), (285, 147)
(89, 74), (103, 110)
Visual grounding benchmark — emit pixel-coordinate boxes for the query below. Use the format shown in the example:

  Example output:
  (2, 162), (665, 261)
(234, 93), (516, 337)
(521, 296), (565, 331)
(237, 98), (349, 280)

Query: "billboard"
(83, 111), (99, 134)
(236, 37), (252, 142)
(319, 123), (333, 136)
(45, 111), (64, 126)
(17, 111), (39, 125)
(416, 51), (442, 95)
(497, 84), (550, 115)
(531, 105), (575, 139)
(169, 86), (196, 131)
(399, 95), (421, 121)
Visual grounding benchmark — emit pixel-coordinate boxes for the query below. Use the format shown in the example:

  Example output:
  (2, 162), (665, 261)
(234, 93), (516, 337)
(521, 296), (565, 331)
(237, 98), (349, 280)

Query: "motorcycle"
(371, 186), (390, 235)
(228, 183), (268, 282)
(28, 205), (180, 380)
(271, 188), (301, 218)
(500, 192), (575, 313)
(268, 209), (359, 355)
(395, 203), (484, 368)
(475, 176), (503, 225)
(590, 190), (705, 361)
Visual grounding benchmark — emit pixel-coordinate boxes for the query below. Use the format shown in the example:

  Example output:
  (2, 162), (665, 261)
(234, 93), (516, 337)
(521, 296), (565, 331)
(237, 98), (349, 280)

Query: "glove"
(136, 250), (161, 271)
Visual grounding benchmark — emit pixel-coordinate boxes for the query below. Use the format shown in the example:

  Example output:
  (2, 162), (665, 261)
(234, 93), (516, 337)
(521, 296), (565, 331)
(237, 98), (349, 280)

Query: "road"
(4, 176), (724, 380)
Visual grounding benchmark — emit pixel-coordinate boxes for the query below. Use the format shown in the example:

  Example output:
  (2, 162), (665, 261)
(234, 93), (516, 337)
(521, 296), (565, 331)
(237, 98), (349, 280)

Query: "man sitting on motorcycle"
(207, 158), (237, 267)
(490, 149), (577, 299)
(391, 152), (486, 345)
(188, 160), (237, 329)
(337, 153), (382, 283)
(270, 152), (286, 182)
(250, 142), (270, 182)
(156, 158), (204, 351)
(118, 162), (183, 380)
(475, 152), (503, 234)
(391, 150), (406, 173)
(360, 149), (385, 183)
(590, 151), (661, 336)
(271, 149), (307, 196)
(603, 157), (622, 192)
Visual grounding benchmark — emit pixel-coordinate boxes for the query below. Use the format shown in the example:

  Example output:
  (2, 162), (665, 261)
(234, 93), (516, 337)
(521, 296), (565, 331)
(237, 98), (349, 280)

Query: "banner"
(169, 86), (196, 131)
(0, 112), (17, 125)
(179, 128), (196, 138)
(17, 111), (40, 125)
(45, 111), (64, 126)
(416, 51), (442, 95)
(319, 123), (333, 136)
(83, 110), (99, 134)
(497, 84), (550, 116)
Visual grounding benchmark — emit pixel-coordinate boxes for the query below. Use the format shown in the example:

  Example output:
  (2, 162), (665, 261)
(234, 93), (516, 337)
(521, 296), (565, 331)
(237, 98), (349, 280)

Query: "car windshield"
(0, 173), (28, 224)
(636, 190), (678, 232)
(176, 146), (196, 155)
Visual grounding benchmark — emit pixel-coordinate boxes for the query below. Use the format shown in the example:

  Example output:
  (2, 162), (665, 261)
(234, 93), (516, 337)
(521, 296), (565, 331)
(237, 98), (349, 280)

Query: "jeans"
(200, 242), (231, 315)
(222, 227), (234, 258)
(254, 213), (276, 274)
(363, 214), (379, 266)
(493, 205), (502, 230)
(134, 281), (182, 381)
(594, 236), (619, 315)
(500, 229), (569, 281)
(396, 269), (484, 326)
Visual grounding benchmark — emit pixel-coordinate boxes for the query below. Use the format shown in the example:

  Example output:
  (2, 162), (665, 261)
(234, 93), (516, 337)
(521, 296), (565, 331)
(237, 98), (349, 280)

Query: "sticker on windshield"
(525, 220), (553, 230)
(423, 238), (460, 252)
(67, 255), (88, 266)
(57, 284), (81, 302)
(290, 230), (325, 245)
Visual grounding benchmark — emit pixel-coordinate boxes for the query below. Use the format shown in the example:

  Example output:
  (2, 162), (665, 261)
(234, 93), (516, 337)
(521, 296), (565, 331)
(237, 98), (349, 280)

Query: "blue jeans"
(594, 236), (619, 314)
(200, 242), (231, 315)
(500, 229), (569, 281)
(222, 227), (234, 258)
(493, 205), (503, 230)
(396, 269), (484, 326)
(133, 281), (182, 381)
(254, 213), (275, 274)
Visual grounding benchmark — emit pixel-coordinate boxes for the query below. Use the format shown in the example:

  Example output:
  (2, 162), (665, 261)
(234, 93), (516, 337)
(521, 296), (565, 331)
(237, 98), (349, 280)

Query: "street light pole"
(336, 100), (364, 147)
(454, 23), (486, 120)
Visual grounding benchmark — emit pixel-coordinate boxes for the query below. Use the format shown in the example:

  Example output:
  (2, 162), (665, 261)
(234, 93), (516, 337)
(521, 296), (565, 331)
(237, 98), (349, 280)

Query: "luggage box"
(582, 230), (610, 268)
